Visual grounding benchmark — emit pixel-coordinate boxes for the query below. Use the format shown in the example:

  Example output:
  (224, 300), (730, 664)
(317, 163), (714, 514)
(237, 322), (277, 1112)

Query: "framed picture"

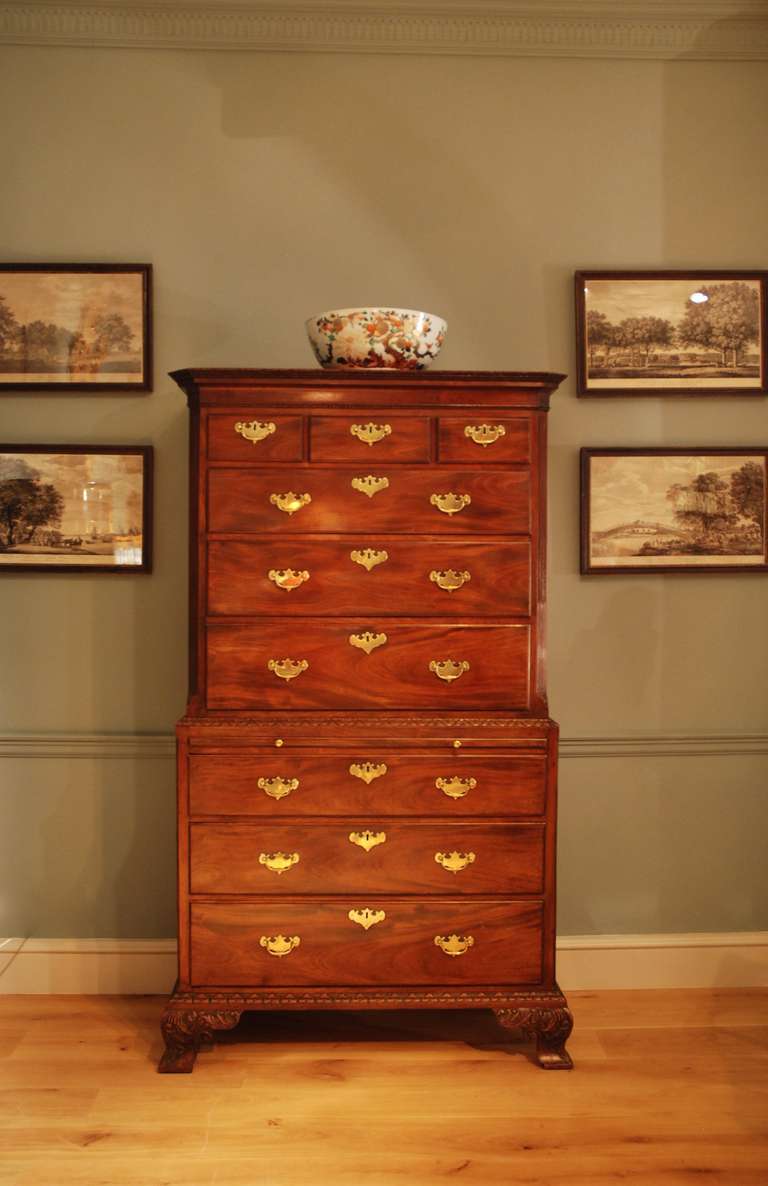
(575, 270), (767, 396)
(581, 448), (767, 574)
(0, 264), (152, 391)
(0, 445), (153, 573)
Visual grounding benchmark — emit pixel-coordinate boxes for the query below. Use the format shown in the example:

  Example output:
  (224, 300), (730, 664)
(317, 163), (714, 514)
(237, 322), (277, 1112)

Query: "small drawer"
(207, 414), (304, 462)
(188, 751), (547, 819)
(439, 417), (531, 463)
(190, 898), (544, 987)
(311, 416), (430, 462)
(207, 538), (531, 618)
(189, 820), (544, 895)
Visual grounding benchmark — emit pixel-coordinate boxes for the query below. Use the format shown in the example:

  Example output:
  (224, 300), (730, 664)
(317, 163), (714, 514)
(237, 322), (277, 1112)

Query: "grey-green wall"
(1, 46), (766, 939)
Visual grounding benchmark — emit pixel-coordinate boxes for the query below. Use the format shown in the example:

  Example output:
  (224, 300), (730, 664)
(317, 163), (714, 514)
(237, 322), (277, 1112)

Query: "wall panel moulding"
(1, 2), (768, 59)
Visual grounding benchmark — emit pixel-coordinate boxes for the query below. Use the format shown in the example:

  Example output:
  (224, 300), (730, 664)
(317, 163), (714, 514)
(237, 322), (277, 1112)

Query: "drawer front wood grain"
(310, 416), (430, 462)
(205, 620), (531, 710)
(189, 821), (544, 895)
(438, 417), (531, 463)
(190, 898), (544, 987)
(207, 467), (531, 535)
(188, 751), (547, 819)
(207, 538), (531, 617)
(207, 414), (304, 462)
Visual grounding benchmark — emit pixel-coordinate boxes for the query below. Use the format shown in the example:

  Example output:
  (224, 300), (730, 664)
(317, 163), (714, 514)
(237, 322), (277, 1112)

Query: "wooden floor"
(0, 990), (766, 1184)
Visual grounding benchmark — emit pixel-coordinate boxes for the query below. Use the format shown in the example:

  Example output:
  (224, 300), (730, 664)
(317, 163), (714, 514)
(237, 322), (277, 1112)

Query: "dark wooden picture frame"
(0, 263), (152, 391)
(0, 445), (153, 573)
(575, 270), (767, 397)
(581, 447), (767, 574)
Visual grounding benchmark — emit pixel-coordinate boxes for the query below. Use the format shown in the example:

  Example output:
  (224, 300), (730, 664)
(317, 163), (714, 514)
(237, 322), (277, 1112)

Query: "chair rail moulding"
(1, 732), (767, 759)
(2, 1), (768, 59)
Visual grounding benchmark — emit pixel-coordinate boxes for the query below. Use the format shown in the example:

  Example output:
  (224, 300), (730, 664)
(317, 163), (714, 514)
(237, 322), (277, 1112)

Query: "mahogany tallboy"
(161, 368), (572, 1072)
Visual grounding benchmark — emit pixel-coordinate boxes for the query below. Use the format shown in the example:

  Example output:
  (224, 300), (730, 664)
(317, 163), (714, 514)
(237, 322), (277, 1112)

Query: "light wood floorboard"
(0, 990), (765, 1185)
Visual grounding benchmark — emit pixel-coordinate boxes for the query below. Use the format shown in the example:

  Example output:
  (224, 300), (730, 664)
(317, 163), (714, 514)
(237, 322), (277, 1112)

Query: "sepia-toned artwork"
(575, 271), (767, 396)
(0, 264), (151, 390)
(0, 446), (153, 572)
(581, 449), (767, 574)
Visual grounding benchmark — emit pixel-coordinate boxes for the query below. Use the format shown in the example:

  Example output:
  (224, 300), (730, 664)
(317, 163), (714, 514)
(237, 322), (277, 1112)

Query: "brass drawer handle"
(348, 908), (386, 930)
(430, 492), (471, 516)
(349, 830), (386, 852)
(259, 934), (300, 957)
(429, 659), (470, 683)
(434, 934), (475, 957)
(349, 631), (387, 655)
(349, 762), (387, 784)
(235, 420), (276, 444)
(259, 851), (300, 875)
(268, 568), (309, 591)
(351, 475), (390, 498)
(350, 548), (388, 571)
(464, 423), (506, 447)
(430, 569), (471, 592)
(435, 851), (476, 874)
(270, 492), (311, 515)
(268, 658), (309, 682)
(436, 776), (477, 799)
(257, 776), (299, 801)
(350, 423), (392, 446)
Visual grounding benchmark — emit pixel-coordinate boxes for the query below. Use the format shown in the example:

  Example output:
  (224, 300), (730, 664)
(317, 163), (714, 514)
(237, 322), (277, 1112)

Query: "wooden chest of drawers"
(160, 368), (572, 1073)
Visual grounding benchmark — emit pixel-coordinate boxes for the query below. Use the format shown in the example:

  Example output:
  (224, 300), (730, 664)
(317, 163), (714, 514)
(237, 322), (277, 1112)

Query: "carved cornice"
(1, 2), (767, 60)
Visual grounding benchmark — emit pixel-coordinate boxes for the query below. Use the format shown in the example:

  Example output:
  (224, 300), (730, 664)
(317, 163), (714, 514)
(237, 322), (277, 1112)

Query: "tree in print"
(677, 282), (760, 366)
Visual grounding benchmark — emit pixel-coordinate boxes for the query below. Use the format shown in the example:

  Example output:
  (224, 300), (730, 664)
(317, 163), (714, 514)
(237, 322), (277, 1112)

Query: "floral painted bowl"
(305, 307), (447, 370)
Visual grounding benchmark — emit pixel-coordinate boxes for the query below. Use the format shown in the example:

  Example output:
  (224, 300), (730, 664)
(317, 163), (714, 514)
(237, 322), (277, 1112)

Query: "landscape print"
(0, 448), (151, 571)
(583, 450), (767, 572)
(0, 266), (150, 388)
(577, 273), (765, 394)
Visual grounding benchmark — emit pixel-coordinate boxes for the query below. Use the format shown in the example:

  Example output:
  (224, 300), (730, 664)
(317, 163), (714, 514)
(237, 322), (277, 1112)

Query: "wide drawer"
(207, 414), (304, 462)
(205, 620), (531, 710)
(188, 751), (547, 818)
(207, 538), (531, 617)
(189, 821), (544, 895)
(310, 415), (430, 462)
(438, 417), (531, 463)
(207, 467), (531, 535)
(190, 898), (544, 987)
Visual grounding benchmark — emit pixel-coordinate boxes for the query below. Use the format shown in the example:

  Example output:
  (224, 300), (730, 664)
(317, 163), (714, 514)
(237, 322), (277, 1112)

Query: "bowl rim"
(305, 307), (447, 327)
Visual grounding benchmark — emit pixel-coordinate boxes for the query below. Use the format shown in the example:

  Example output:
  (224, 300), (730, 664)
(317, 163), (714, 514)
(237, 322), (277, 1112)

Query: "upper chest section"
(176, 369), (560, 468)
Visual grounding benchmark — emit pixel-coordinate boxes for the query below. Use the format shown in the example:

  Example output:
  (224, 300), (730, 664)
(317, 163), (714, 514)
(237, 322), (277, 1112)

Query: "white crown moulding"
(2, 0), (768, 59)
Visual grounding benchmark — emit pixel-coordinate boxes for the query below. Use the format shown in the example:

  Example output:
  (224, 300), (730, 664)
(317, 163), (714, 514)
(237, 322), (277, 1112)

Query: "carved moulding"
(159, 986), (572, 1072)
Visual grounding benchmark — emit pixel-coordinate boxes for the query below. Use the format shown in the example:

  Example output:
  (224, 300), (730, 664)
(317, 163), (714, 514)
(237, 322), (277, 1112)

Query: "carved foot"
(159, 1008), (242, 1073)
(495, 1004), (574, 1070)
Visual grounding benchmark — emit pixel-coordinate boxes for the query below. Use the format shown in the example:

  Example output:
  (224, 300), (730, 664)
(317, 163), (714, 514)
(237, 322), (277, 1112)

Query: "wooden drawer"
(205, 620), (531, 710)
(207, 538), (531, 617)
(207, 467), (531, 535)
(189, 821), (544, 895)
(188, 751), (547, 818)
(310, 416), (430, 462)
(190, 898), (544, 987)
(438, 417), (531, 463)
(207, 414), (304, 462)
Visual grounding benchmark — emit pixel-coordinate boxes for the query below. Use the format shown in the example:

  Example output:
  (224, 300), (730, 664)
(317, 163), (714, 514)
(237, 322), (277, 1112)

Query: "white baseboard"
(1, 933), (765, 994)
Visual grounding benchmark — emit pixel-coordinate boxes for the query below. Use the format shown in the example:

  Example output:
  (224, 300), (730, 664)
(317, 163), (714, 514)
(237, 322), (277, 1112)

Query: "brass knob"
(275, 738), (284, 748)
(453, 739), (462, 749)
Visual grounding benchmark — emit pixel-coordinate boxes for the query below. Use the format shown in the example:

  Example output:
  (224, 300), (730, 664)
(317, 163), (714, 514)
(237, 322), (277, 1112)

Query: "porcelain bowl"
(305, 307), (447, 370)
